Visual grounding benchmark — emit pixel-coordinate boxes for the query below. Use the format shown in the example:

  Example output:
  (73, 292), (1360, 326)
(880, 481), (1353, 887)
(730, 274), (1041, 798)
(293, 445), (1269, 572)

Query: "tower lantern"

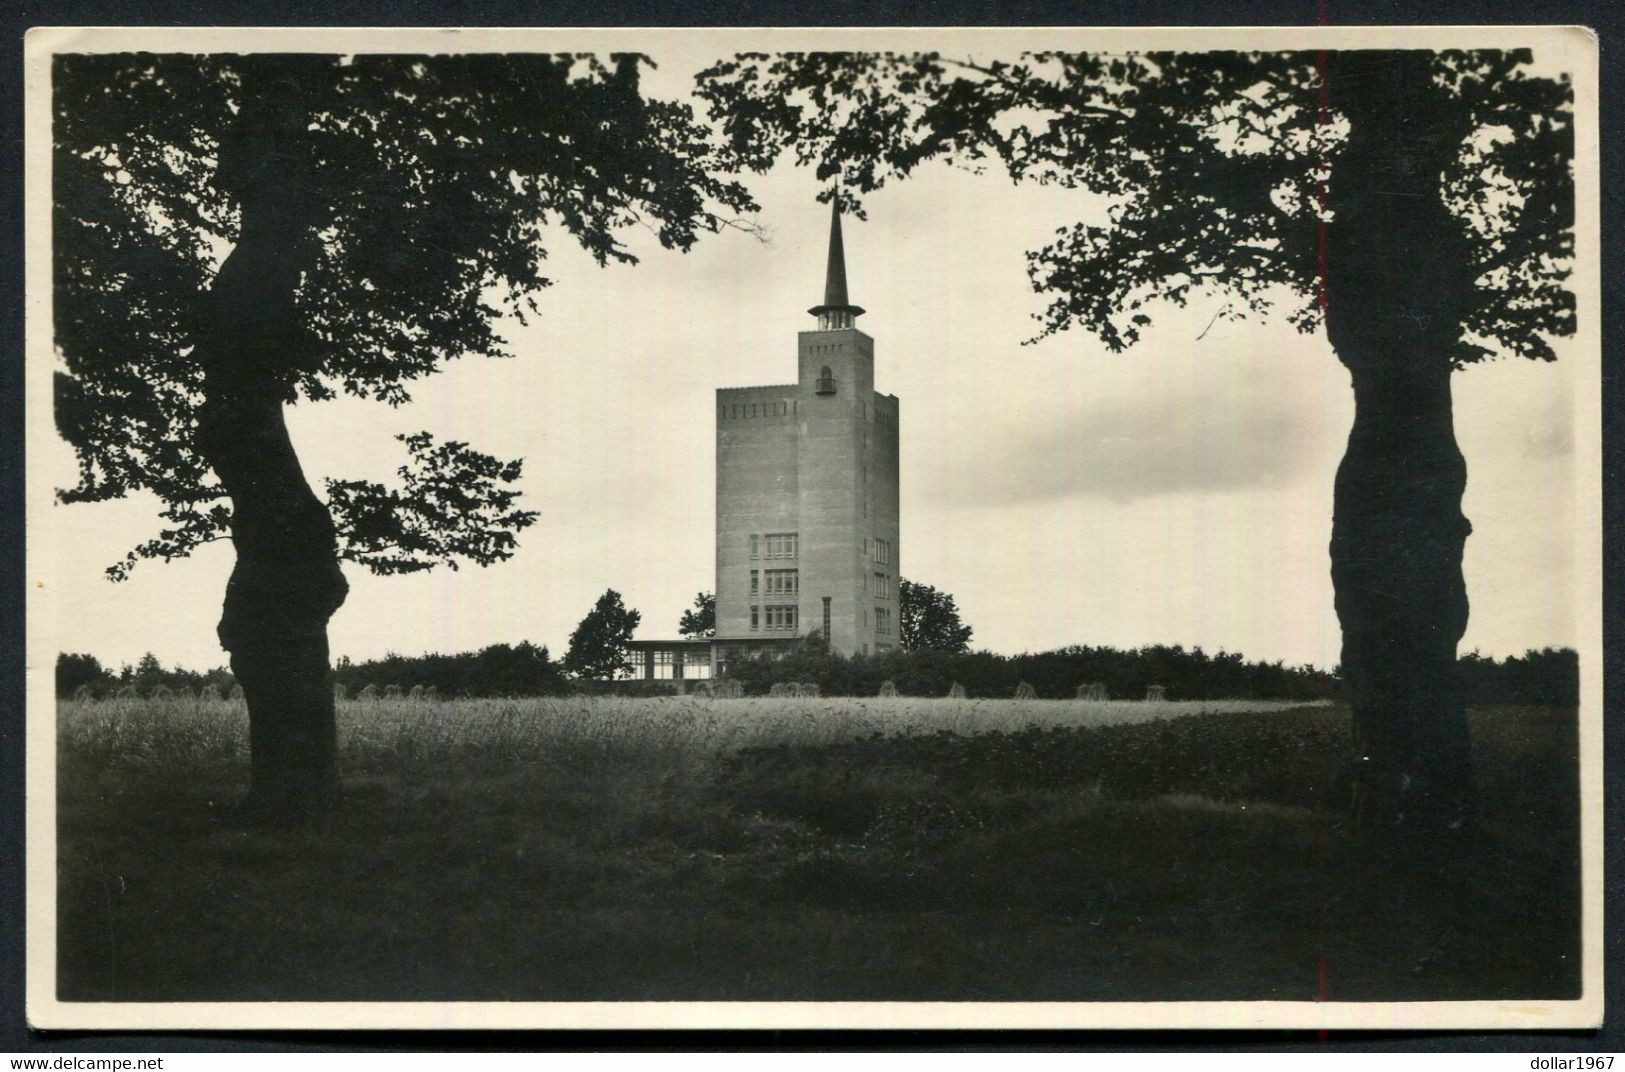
(807, 200), (866, 331)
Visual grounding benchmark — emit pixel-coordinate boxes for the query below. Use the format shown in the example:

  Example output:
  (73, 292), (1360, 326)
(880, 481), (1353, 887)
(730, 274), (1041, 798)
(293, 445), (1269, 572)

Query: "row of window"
(749, 533), (798, 560)
(747, 534), (892, 567)
(750, 569), (798, 596)
(749, 604), (799, 632)
(621, 648), (712, 681)
(746, 602), (889, 635)
(721, 400), (796, 420)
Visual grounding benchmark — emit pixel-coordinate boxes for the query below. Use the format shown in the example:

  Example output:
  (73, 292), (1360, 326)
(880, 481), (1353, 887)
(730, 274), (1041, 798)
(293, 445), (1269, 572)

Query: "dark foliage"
(55, 52), (757, 576)
(56, 644), (1576, 705)
(330, 642), (568, 699)
(563, 589), (642, 680)
(324, 433), (537, 576)
(897, 577), (973, 653)
(1458, 647), (1579, 706)
(724, 639), (1339, 700)
(56, 651), (234, 699)
(697, 49), (1572, 360)
(56, 652), (111, 697)
(678, 591), (716, 637)
(720, 642), (1577, 704)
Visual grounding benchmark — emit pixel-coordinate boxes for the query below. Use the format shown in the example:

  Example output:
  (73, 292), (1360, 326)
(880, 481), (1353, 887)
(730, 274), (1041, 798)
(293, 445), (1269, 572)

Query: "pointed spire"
(809, 197), (865, 328)
(822, 199), (850, 308)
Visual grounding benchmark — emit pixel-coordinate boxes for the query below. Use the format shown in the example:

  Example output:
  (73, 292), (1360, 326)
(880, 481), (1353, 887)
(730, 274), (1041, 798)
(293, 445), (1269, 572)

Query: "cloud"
(922, 372), (1333, 507)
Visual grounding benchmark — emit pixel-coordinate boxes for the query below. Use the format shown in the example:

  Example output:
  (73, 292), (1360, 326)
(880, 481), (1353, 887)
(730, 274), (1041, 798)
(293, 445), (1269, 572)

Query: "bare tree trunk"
(198, 387), (348, 823)
(194, 60), (348, 825)
(1330, 363), (1472, 832)
(1323, 51), (1477, 836)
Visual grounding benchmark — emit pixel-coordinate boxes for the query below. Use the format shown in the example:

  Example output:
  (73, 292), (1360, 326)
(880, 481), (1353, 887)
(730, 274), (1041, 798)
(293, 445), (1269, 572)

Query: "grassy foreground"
(56, 695), (1580, 1002)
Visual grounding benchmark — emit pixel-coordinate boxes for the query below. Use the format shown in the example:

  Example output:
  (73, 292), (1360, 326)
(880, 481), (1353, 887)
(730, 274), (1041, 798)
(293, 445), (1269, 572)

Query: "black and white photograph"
(22, 25), (1602, 1031)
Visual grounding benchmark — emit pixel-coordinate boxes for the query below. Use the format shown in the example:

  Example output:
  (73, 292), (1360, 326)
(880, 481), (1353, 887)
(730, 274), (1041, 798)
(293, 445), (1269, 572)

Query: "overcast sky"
(42, 40), (1584, 674)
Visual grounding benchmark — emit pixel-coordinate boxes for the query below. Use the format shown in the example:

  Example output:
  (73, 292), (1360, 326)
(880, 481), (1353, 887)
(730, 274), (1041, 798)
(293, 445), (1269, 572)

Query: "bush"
(722, 642), (1343, 700)
(330, 641), (569, 699)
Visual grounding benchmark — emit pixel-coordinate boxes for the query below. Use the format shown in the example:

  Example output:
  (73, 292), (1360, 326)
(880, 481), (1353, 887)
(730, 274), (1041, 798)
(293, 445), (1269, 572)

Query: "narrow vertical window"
(749, 534), (759, 560)
(750, 570), (759, 595)
(750, 606), (759, 631)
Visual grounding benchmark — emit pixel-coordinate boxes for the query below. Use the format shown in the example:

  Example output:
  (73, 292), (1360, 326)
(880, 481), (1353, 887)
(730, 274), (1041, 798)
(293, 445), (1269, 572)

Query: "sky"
(40, 41), (1584, 674)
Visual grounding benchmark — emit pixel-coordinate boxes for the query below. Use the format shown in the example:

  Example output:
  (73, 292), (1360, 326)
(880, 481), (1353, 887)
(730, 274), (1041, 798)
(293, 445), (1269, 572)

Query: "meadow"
(55, 693), (1581, 1003)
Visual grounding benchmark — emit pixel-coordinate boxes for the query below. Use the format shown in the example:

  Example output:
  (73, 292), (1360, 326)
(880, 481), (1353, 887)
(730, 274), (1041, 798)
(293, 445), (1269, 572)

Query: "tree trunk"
(1323, 52), (1478, 836)
(194, 61), (348, 825)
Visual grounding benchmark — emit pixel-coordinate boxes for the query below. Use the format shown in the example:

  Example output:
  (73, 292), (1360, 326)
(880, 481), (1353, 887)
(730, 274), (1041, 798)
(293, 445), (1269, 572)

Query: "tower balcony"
(815, 375), (838, 396)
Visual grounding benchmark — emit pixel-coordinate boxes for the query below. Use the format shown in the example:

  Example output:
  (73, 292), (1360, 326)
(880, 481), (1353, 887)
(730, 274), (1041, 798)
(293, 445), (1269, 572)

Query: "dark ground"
(55, 701), (1580, 1002)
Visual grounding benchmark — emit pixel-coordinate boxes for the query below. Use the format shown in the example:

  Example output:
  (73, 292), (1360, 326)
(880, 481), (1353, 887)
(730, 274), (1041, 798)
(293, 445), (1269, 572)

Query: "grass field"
(56, 694), (1581, 1003)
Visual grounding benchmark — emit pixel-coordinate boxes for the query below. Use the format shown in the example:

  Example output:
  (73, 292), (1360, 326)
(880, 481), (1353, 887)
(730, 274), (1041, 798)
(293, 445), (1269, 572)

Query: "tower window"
(764, 569), (798, 596)
(749, 570), (759, 596)
(764, 533), (798, 559)
(816, 365), (836, 396)
(764, 604), (798, 631)
(750, 605), (759, 631)
(876, 607), (892, 636)
(874, 538), (891, 565)
(749, 534), (759, 560)
(875, 572), (890, 599)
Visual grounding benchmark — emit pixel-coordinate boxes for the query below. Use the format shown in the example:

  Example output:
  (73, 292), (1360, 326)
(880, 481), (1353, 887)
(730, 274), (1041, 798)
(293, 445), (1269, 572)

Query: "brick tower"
(712, 202), (901, 670)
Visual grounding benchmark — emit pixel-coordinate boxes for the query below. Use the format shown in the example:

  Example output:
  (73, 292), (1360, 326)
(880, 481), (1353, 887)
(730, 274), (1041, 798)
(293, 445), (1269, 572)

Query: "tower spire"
(809, 198), (865, 329)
